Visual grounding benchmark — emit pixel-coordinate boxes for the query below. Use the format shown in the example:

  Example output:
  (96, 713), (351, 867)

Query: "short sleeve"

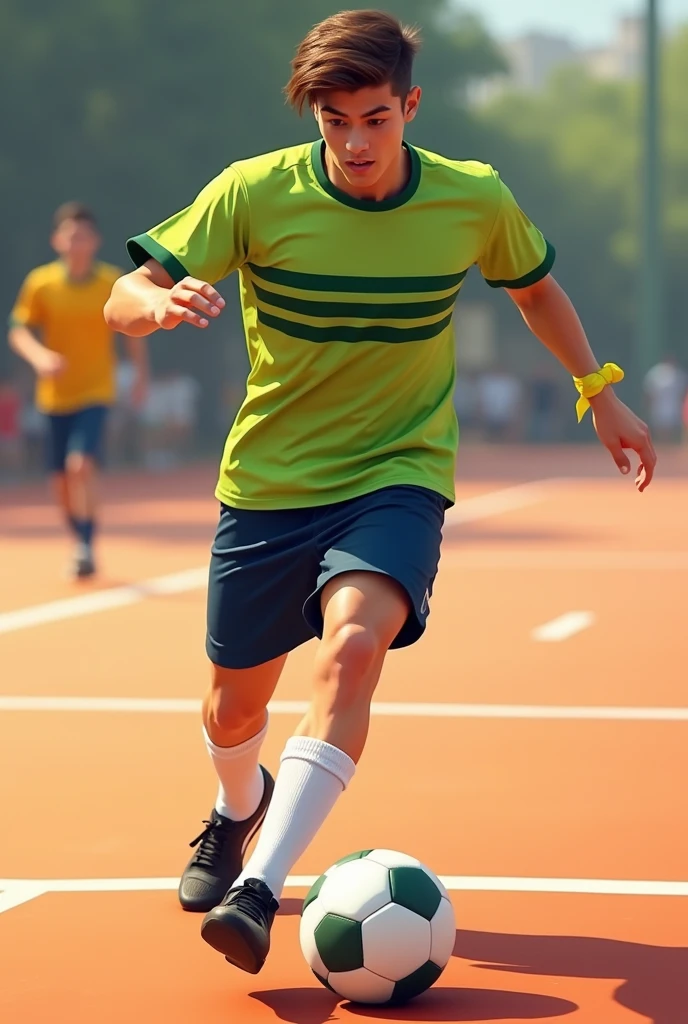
(9, 270), (44, 329)
(477, 173), (555, 289)
(126, 166), (249, 285)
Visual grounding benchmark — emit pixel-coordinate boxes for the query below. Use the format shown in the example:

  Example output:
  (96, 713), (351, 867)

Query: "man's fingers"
(181, 277), (225, 308)
(172, 285), (223, 318)
(608, 440), (631, 475)
(635, 439), (656, 491)
(163, 303), (209, 329)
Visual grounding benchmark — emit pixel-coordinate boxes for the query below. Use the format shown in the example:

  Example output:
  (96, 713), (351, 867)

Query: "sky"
(457, 0), (688, 47)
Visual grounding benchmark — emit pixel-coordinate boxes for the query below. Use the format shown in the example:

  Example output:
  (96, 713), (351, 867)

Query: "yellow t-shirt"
(10, 261), (121, 414)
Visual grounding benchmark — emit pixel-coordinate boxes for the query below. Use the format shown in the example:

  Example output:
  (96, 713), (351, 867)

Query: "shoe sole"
(201, 915), (265, 974)
(178, 774), (274, 913)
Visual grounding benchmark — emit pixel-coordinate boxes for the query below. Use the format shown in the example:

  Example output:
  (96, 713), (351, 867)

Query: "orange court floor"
(1, 444), (687, 1023)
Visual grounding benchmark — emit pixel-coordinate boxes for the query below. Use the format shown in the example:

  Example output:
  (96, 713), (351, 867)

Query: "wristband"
(573, 362), (624, 422)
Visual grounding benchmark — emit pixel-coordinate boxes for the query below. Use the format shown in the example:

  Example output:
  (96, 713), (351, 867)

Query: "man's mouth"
(345, 159), (375, 173)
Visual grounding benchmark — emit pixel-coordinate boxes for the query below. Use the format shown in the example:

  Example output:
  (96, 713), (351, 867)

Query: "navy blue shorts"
(206, 485), (448, 670)
(45, 405), (109, 473)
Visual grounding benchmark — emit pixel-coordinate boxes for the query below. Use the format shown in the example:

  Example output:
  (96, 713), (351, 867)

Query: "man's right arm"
(104, 258), (225, 337)
(8, 324), (65, 377)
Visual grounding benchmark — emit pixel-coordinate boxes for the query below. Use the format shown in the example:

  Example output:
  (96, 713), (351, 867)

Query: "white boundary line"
(0, 568), (208, 636)
(0, 875), (686, 916)
(532, 611), (596, 642)
(1, 696), (687, 720)
(0, 482), (550, 638)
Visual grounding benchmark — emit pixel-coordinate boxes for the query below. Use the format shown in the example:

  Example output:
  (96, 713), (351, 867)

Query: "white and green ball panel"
(302, 849), (448, 922)
(301, 896), (456, 977)
(313, 961), (444, 1006)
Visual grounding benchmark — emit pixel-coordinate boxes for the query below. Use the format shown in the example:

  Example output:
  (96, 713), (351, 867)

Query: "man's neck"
(324, 145), (410, 203)
(61, 259), (94, 282)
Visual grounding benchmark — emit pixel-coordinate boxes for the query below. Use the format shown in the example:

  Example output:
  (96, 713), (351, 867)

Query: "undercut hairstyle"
(53, 202), (98, 230)
(285, 9), (421, 114)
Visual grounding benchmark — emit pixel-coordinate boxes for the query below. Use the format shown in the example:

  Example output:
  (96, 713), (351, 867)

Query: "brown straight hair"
(53, 202), (98, 230)
(285, 9), (421, 114)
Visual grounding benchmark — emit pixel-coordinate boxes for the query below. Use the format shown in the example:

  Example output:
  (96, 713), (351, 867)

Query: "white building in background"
(583, 16), (643, 80)
(469, 15), (645, 104)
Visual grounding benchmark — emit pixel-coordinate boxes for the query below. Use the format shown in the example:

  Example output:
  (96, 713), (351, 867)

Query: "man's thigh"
(206, 503), (322, 670)
(305, 485), (447, 649)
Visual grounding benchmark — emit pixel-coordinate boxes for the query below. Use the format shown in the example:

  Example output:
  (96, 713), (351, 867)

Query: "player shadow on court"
(251, 904), (577, 1021)
(453, 929), (688, 1024)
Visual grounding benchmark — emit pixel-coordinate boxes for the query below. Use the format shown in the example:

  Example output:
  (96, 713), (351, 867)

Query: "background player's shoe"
(200, 877), (279, 974)
(72, 542), (95, 579)
(178, 766), (274, 912)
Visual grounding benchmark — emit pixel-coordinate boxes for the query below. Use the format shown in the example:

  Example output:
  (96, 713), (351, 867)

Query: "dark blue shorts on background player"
(45, 404), (109, 473)
(206, 484), (449, 670)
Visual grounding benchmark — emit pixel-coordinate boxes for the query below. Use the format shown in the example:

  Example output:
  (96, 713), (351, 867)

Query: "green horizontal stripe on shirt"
(248, 262), (467, 294)
(484, 240), (556, 290)
(254, 282), (460, 321)
(257, 308), (454, 344)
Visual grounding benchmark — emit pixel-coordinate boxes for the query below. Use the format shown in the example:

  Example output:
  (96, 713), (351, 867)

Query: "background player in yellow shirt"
(8, 203), (148, 578)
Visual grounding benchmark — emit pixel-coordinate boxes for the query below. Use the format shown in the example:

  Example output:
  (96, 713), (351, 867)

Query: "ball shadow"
(250, 986), (576, 1023)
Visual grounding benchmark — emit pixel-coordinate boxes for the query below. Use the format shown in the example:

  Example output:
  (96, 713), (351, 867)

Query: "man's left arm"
(506, 273), (656, 491)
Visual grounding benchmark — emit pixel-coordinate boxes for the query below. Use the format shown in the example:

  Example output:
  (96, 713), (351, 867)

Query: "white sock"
(234, 736), (356, 900)
(204, 719), (268, 822)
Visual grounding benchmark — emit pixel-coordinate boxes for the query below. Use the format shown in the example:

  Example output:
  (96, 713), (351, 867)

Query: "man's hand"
(589, 387), (657, 492)
(153, 277), (225, 330)
(34, 349), (67, 378)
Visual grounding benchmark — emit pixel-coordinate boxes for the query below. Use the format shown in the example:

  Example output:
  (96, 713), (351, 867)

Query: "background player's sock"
(234, 736), (355, 899)
(67, 514), (81, 538)
(205, 718), (268, 821)
(73, 518), (95, 548)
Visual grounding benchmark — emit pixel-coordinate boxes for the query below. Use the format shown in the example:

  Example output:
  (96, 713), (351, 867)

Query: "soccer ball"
(299, 849), (455, 1005)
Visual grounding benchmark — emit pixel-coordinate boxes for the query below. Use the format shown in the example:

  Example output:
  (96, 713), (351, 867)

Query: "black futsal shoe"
(178, 766), (274, 913)
(200, 877), (279, 974)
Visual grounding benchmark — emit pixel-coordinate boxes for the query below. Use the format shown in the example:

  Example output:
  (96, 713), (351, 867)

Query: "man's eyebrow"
(320, 104), (392, 117)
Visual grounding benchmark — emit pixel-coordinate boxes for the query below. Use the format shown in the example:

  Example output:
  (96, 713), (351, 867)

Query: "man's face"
(314, 82), (421, 194)
(51, 218), (100, 264)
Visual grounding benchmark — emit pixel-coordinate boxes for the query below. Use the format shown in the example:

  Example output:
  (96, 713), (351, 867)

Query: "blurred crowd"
(455, 357), (688, 445)
(0, 362), (201, 480)
(2, 356), (687, 481)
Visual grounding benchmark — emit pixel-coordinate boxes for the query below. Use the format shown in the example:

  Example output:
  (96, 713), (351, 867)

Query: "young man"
(9, 203), (148, 578)
(104, 10), (656, 975)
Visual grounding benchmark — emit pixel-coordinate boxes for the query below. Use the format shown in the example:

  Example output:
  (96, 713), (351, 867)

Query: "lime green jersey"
(128, 141), (553, 509)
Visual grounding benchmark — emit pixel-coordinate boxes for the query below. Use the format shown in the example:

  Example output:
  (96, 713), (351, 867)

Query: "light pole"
(639, 0), (661, 384)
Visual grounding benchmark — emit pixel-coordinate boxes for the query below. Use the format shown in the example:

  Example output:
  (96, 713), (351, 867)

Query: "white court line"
(532, 611), (596, 642)
(443, 481), (548, 525)
(0, 568), (207, 636)
(0, 884), (47, 914)
(0, 482), (551, 638)
(1, 696), (687, 720)
(1, 875), (686, 916)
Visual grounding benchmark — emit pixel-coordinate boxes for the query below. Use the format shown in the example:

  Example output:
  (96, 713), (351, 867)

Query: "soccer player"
(9, 203), (148, 578)
(104, 10), (656, 974)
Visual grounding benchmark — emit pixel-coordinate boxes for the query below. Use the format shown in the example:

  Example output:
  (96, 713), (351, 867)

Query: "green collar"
(310, 140), (421, 212)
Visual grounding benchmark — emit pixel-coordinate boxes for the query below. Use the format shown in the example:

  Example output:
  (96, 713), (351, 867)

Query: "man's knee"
(204, 658), (283, 742)
(319, 622), (383, 683)
(65, 451), (95, 478)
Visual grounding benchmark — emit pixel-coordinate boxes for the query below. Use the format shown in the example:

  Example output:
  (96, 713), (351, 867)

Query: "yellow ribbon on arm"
(573, 362), (625, 422)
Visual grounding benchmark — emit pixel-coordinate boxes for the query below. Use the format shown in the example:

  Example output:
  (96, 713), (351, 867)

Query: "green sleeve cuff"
(484, 240), (556, 290)
(126, 233), (189, 284)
